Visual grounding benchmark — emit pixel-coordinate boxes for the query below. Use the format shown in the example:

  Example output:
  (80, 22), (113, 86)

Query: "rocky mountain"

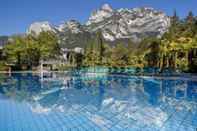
(27, 21), (56, 35)
(56, 20), (92, 48)
(27, 4), (171, 48)
(57, 20), (83, 33)
(86, 4), (170, 42)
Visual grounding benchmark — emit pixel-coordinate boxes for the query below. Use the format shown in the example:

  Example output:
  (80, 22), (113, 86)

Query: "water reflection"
(0, 72), (197, 130)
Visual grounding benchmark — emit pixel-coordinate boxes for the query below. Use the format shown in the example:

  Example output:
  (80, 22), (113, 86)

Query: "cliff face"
(86, 4), (170, 42)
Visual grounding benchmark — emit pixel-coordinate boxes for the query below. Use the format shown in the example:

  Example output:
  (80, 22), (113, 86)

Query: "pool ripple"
(0, 72), (196, 131)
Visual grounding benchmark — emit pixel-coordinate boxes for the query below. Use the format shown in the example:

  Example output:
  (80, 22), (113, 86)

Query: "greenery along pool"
(0, 72), (197, 131)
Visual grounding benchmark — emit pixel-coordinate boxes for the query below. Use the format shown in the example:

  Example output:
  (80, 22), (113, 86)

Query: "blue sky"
(0, 0), (196, 36)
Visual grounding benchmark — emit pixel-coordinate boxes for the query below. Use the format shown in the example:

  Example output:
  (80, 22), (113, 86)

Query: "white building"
(61, 47), (84, 61)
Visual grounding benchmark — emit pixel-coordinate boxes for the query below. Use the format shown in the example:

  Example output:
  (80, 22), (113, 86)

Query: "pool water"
(0, 72), (197, 131)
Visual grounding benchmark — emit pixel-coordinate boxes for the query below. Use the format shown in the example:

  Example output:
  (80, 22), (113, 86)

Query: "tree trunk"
(174, 52), (177, 69)
(185, 51), (189, 69)
(160, 54), (164, 71)
(166, 56), (169, 68)
(188, 49), (193, 66)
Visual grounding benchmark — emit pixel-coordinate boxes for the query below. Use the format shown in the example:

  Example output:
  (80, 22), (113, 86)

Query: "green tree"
(4, 36), (28, 69)
(171, 10), (179, 27)
(110, 43), (128, 67)
(83, 38), (96, 66)
(4, 31), (60, 70)
(37, 32), (60, 60)
(83, 31), (106, 66)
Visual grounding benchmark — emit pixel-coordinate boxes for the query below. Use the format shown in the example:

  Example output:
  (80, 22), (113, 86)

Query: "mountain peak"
(57, 20), (82, 33)
(27, 21), (55, 35)
(101, 4), (113, 12)
(86, 4), (114, 25)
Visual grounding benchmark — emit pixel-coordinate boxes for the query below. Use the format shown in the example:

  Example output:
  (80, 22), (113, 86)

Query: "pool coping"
(0, 71), (197, 82)
(0, 70), (196, 76)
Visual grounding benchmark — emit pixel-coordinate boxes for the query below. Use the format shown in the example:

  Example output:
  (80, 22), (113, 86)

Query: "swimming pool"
(0, 72), (196, 131)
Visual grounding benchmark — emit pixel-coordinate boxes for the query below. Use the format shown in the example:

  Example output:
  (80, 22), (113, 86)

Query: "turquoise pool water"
(0, 72), (197, 131)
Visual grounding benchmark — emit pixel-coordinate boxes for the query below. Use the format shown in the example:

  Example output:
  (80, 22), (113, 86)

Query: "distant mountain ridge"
(27, 4), (171, 48)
